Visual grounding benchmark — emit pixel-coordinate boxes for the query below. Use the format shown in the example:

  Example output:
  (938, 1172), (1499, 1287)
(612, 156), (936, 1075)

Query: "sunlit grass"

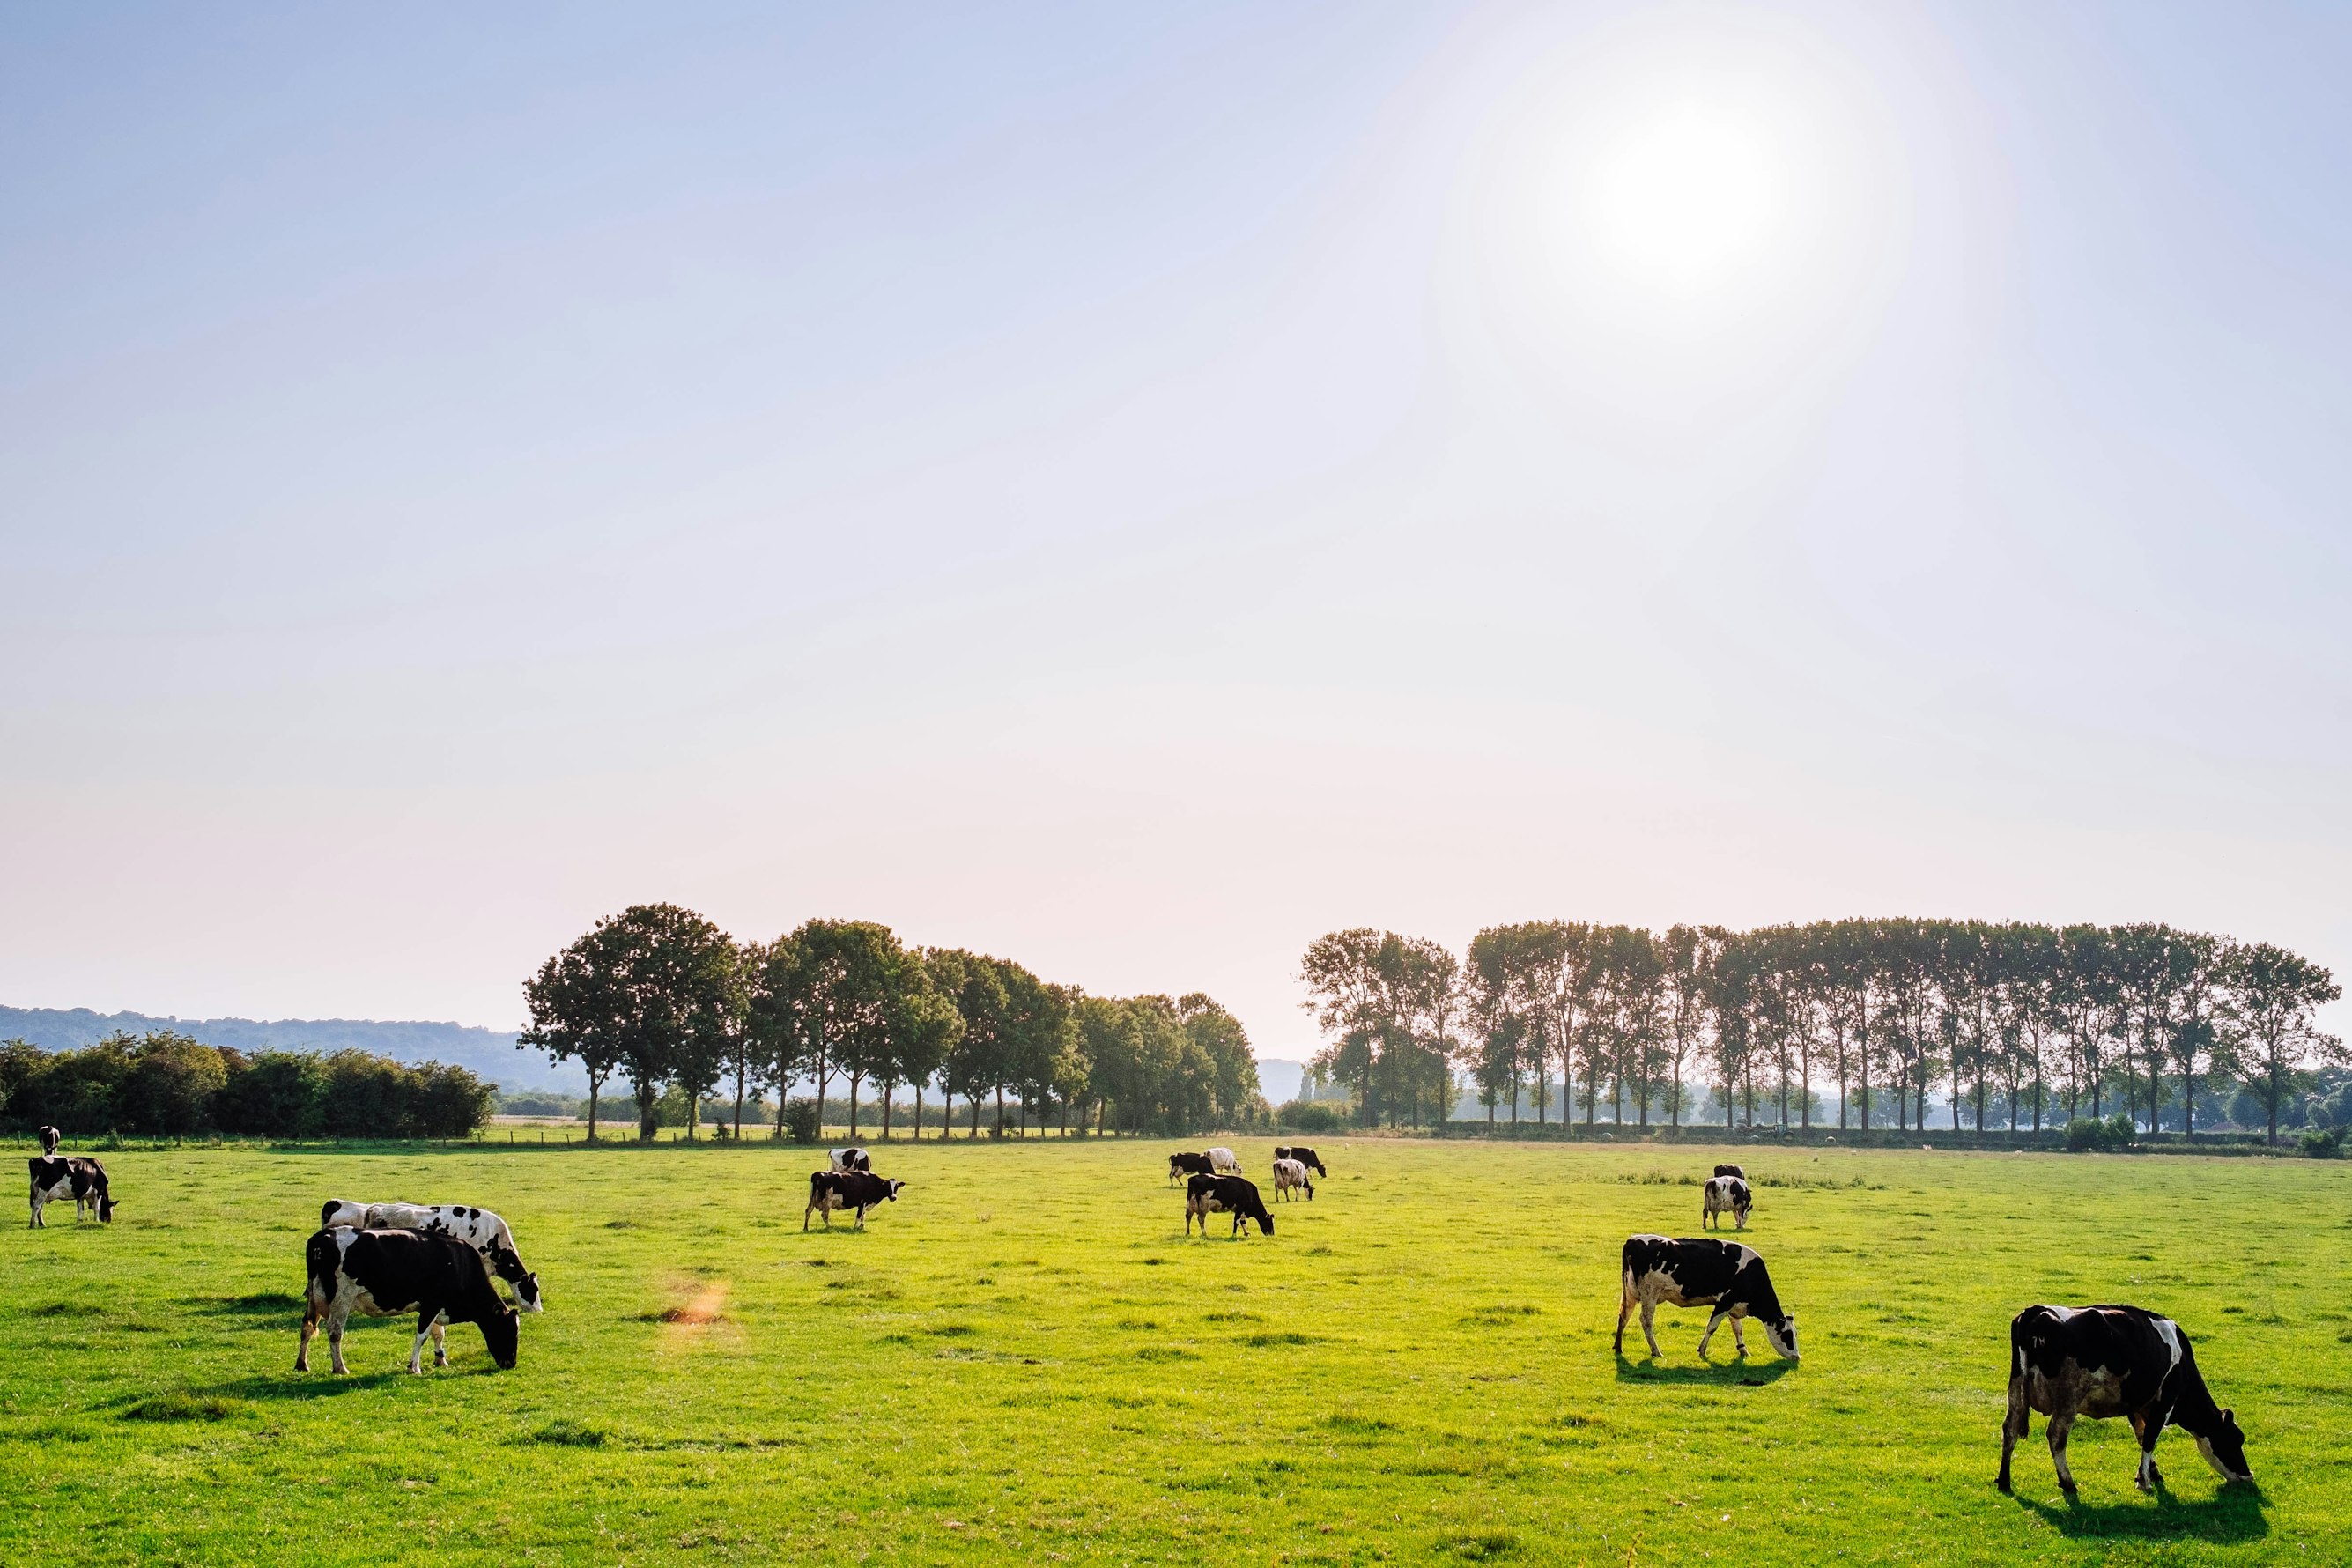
(1, 1138), (2341, 1564)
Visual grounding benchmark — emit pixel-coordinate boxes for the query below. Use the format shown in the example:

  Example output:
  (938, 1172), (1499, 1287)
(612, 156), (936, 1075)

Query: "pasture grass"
(2, 1137), (2346, 1564)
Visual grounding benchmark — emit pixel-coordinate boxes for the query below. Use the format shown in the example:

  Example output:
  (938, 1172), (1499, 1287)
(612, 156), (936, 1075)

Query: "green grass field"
(4, 1138), (2345, 1564)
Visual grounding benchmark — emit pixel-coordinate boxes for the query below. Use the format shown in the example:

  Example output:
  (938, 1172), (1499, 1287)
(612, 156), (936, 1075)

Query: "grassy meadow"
(2, 1136), (2346, 1565)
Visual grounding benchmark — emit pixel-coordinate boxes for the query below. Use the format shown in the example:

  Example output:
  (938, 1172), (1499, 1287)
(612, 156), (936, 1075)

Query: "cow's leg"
(327, 1308), (351, 1376)
(1697, 1306), (1727, 1357)
(297, 1299), (320, 1372)
(430, 1317), (449, 1368)
(854, 1204), (868, 1231)
(26, 1192), (41, 1228)
(2048, 1413), (2079, 1498)
(1997, 1376), (2030, 1492)
(410, 1310), (436, 1374)
(1613, 1274), (1634, 1355)
(1642, 1299), (1664, 1358)
(1730, 1315), (1749, 1356)
(802, 1202), (814, 1231)
(2131, 1409), (2166, 1493)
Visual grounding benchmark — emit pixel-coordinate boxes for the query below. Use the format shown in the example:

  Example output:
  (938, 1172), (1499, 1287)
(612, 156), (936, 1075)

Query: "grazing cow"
(1701, 1175), (1752, 1231)
(1274, 1144), (1328, 1177)
(1167, 1151), (1217, 1186)
(299, 1227), (519, 1375)
(1712, 1164), (1746, 1180)
(1616, 1234), (1798, 1361)
(804, 1170), (904, 1231)
(319, 1201), (543, 1312)
(27, 1156), (114, 1227)
(38, 1125), (62, 1156)
(1206, 1146), (1243, 1174)
(1271, 1157), (1314, 1202)
(1999, 1305), (2252, 1498)
(1185, 1172), (1273, 1237)
(829, 1147), (872, 1173)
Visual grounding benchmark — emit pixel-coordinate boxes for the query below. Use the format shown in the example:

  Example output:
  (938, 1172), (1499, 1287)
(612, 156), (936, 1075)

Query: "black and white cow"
(1185, 1172), (1273, 1238)
(1206, 1146), (1243, 1174)
(1998, 1304), (2252, 1498)
(1701, 1175), (1752, 1231)
(1274, 1144), (1328, 1177)
(829, 1147), (872, 1173)
(1616, 1234), (1798, 1361)
(27, 1156), (114, 1227)
(1167, 1151), (1217, 1186)
(804, 1170), (904, 1231)
(299, 1227), (520, 1375)
(320, 1201), (543, 1312)
(38, 1124), (62, 1157)
(1712, 1164), (1746, 1180)
(1271, 1157), (1314, 1202)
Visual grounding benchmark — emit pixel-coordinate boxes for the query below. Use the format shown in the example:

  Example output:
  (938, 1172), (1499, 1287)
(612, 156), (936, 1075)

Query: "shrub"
(1276, 1100), (1340, 1134)
(781, 1098), (822, 1143)
(411, 1061), (496, 1138)
(215, 1052), (328, 1139)
(2299, 1127), (2342, 1159)
(2064, 1113), (2137, 1153)
(118, 1033), (229, 1135)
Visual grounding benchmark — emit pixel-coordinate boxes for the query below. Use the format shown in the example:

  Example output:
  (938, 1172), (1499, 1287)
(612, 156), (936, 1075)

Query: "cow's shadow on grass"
(198, 1369), (432, 1402)
(1612, 1353), (1795, 1387)
(2015, 1481), (2267, 1544)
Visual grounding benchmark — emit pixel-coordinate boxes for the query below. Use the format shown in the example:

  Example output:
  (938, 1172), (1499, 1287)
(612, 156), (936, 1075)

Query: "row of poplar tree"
(521, 904), (1263, 1141)
(1299, 919), (2342, 1143)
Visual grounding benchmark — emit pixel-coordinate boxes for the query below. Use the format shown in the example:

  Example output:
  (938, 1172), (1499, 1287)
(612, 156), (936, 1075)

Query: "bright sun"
(1584, 101), (1786, 294)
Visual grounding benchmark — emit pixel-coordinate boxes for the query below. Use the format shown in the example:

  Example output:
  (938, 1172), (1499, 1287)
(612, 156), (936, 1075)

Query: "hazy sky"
(5, 2), (2348, 1058)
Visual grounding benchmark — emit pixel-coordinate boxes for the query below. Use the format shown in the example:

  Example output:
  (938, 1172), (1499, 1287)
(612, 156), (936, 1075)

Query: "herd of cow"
(23, 1125), (2256, 1499)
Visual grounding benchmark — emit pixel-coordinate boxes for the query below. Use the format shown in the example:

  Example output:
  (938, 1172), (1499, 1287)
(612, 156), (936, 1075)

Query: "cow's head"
(478, 1307), (520, 1371)
(2198, 1410), (2252, 1483)
(1764, 1313), (1798, 1361)
(97, 1193), (116, 1223)
(884, 1180), (905, 1202)
(488, 1244), (544, 1313)
(1248, 1201), (1272, 1237)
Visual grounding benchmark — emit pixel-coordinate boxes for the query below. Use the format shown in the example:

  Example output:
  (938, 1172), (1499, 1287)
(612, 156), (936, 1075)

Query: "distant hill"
(0, 1003), (582, 1094)
(1256, 1057), (1305, 1104)
(4, 1003), (1306, 1106)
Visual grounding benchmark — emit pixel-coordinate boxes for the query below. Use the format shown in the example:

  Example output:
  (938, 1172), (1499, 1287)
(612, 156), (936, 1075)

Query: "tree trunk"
(587, 1073), (603, 1143)
(732, 1069), (746, 1142)
(635, 1077), (658, 1142)
(848, 1073), (861, 1137)
(882, 1083), (893, 1141)
(970, 1093), (980, 1138)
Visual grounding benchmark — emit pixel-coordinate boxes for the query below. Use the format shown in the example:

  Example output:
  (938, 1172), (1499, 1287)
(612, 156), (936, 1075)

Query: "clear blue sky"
(4, 1), (2347, 1056)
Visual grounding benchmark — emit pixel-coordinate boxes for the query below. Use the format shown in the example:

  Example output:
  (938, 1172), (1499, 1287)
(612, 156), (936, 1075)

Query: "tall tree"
(881, 950), (963, 1141)
(524, 903), (735, 1141)
(759, 920), (899, 1138)
(931, 949), (1011, 1138)
(2222, 942), (2343, 1144)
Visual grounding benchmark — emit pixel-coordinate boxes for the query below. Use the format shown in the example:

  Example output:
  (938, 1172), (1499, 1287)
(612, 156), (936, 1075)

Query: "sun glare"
(1585, 103), (1785, 293)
